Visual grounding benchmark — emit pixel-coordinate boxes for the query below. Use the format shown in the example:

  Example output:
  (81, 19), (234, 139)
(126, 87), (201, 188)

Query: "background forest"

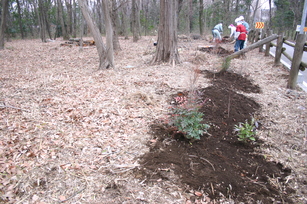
(0, 0), (306, 45)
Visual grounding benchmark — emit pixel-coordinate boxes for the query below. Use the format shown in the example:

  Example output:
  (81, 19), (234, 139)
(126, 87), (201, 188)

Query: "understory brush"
(167, 67), (210, 141)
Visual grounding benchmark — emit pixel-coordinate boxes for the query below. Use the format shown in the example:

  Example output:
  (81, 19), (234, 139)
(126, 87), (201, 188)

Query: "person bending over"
(212, 23), (223, 43)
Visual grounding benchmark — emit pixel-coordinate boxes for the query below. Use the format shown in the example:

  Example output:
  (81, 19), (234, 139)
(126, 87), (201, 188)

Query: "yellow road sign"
(255, 22), (264, 29)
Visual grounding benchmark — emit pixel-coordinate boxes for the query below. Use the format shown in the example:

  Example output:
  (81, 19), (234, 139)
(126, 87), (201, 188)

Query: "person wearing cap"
(211, 23), (223, 43)
(238, 16), (249, 48)
(234, 18), (247, 52)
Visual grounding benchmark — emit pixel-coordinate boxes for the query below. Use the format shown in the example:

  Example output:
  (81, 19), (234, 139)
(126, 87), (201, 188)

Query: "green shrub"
(234, 119), (256, 143)
(171, 107), (210, 140)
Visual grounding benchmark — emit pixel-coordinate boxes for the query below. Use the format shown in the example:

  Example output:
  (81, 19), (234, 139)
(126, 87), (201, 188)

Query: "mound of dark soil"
(135, 71), (294, 203)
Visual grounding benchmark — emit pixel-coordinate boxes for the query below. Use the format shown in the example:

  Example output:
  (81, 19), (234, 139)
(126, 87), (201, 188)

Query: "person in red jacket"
(234, 18), (247, 52)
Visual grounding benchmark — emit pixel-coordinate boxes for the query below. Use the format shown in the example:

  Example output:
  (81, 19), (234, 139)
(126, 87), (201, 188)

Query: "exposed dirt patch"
(0, 36), (307, 204)
(136, 71), (293, 203)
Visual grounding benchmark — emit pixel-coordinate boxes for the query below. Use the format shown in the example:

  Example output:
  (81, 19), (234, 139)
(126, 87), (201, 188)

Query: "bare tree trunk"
(78, 0), (113, 69)
(111, 0), (121, 50)
(199, 0), (204, 36)
(57, 0), (69, 40)
(72, 0), (77, 37)
(102, 0), (114, 66)
(132, 0), (141, 42)
(121, 0), (129, 39)
(269, 0), (272, 27)
(16, 0), (25, 39)
(65, 0), (73, 35)
(38, 0), (47, 42)
(0, 0), (9, 50)
(252, 0), (260, 24)
(152, 0), (180, 65)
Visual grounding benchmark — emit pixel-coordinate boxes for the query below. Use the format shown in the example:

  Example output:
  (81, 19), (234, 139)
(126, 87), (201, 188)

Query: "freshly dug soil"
(137, 71), (293, 203)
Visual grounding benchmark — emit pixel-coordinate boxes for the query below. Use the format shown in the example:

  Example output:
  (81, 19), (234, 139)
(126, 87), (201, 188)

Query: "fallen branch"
(0, 104), (30, 112)
(59, 186), (87, 203)
(189, 155), (215, 171)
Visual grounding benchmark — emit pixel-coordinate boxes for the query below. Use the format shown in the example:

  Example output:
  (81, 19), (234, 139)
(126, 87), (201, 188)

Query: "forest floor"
(0, 36), (307, 204)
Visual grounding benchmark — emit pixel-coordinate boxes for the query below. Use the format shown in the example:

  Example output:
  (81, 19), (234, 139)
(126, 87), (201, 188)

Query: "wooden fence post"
(265, 29), (272, 56)
(259, 29), (265, 52)
(287, 34), (307, 89)
(274, 32), (284, 66)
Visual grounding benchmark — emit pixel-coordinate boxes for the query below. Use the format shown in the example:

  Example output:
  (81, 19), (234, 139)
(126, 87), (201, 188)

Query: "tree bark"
(152, 0), (180, 65)
(65, 0), (73, 35)
(57, 0), (69, 40)
(199, 0), (204, 36)
(132, 0), (141, 42)
(16, 0), (25, 39)
(0, 0), (9, 50)
(38, 0), (47, 42)
(111, 0), (121, 50)
(102, 0), (114, 66)
(78, 0), (112, 69)
(219, 34), (278, 73)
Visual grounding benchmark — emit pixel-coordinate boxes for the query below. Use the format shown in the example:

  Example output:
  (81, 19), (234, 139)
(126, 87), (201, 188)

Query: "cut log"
(197, 45), (233, 57)
(69, 38), (81, 42)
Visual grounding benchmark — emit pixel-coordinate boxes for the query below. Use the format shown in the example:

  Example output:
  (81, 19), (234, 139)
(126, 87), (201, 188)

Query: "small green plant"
(166, 67), (210, 141)
(171, 107), (210, 140)
(234, 118), (256, 143)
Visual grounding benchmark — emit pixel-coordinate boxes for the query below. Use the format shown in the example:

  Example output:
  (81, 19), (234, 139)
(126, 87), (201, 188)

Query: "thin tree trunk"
(132, 0), (141, 42)
(0, 0), (9, 49)
(78, 0), (112, 69)
(102, 0), (114, 66)
(121, 0), (129, 39)
(199, 0), (204, 36)
(57, 0), (69, 40)
(38, 0), (47, 42)
(72, 0), (77, 37)
(16, 0), (25, 39)
(111, 0), (121, 50)
(65, 0), (73, 35)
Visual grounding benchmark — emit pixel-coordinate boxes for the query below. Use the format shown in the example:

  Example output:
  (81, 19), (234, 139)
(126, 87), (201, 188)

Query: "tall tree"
(65, 0), (73, 35)
(16, 0), (25, 39)
(57, 0), (69, 40)
(110, 0), (121, 50)
(78, 0), (113, 69)
(102, 0), (114, 65)
(152, 0), (180, 65)
(199, 0), (204, 35)
(0, 0), (9, 49)
(120, 0), (130, 39)
(132, 0), (141, 42)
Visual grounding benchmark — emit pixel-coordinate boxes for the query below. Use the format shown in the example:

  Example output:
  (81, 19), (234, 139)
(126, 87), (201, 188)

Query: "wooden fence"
(220, 30), (307, 89)
(248, 29), (307, 71)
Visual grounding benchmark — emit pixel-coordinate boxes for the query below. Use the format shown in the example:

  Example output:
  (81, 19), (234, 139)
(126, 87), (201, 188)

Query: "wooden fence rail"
(221, 29), (307, 89)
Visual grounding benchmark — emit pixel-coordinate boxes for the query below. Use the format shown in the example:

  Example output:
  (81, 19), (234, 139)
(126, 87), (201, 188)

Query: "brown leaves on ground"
(0, 36), (306, 203)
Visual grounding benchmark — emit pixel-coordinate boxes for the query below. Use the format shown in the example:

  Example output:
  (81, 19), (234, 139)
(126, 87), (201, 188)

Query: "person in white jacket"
(228, 24), (236, 40)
